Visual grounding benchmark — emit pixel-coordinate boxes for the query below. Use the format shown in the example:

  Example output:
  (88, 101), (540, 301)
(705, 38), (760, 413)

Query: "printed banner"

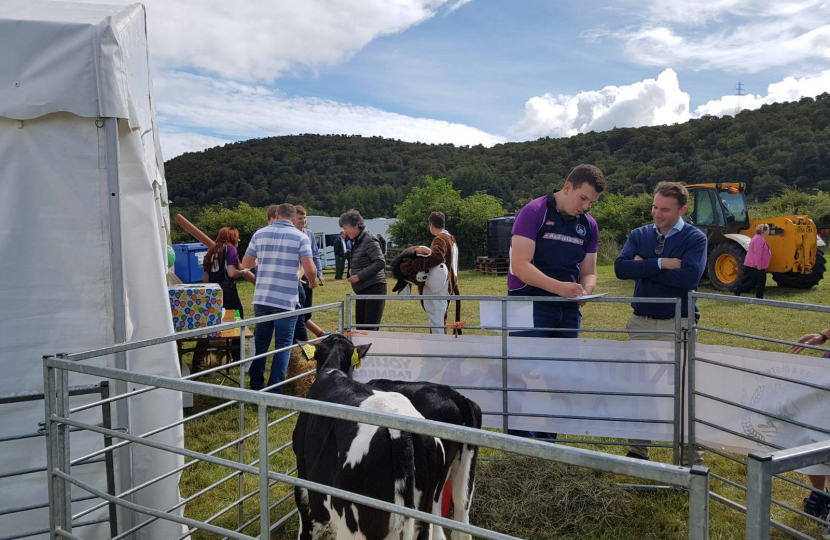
(351, 332), (830, 466)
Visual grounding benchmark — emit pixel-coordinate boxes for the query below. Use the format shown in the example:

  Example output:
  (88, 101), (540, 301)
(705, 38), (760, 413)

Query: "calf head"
(300, 334), (371, 378)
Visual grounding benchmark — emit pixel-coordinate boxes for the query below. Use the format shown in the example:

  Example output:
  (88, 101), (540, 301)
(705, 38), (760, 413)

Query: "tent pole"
(104, 117), (136, 534)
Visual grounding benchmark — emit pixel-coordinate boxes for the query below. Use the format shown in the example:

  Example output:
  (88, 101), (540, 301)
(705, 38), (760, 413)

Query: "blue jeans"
(511, 301), (582, 339)
(251, 304), (298, 393)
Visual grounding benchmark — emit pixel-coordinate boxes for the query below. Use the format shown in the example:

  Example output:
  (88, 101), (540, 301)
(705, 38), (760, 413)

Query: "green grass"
(179, 268), (830, 539)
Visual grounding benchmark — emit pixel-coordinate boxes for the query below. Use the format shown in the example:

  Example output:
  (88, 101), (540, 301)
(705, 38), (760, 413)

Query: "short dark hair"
(566, 164), (606, 193)
(339, 209), (364, 230)
(276, 203), (296, 220)
(428, 211), (445, 229)
(294, 205), (307, 216)
(654, 181), (689, 208)
(267, 205), (279, 220)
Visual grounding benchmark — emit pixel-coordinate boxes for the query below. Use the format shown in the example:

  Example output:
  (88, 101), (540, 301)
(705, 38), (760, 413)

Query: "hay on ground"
(284, 347), (316, 397)
(470, 454), (635, 539)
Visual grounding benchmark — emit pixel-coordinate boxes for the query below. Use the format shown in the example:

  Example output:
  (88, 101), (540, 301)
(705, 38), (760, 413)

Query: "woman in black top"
(339, 210), (387, 331)
(202, 227), (253, 318)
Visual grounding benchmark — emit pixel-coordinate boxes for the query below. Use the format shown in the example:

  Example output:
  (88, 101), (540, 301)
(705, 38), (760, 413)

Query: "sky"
(64, 0), (830, 159)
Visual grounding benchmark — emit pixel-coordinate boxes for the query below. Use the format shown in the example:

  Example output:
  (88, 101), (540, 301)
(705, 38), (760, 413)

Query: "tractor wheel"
(707, 242), (747, 292)
(772, 250), (827, 289)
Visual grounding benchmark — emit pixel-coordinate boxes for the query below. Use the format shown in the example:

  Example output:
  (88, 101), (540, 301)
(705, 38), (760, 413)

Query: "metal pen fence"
(747, 440), (830, 540)
(345, 293), (686, 465)
(0, 383), (117, 540)
(38, 295), (716, 540)
(688, 292), (830, 540)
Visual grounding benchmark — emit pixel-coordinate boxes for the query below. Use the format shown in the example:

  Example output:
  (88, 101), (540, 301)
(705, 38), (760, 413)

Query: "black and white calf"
(292, 335), (446, 540)
(367, 380), (482, 540)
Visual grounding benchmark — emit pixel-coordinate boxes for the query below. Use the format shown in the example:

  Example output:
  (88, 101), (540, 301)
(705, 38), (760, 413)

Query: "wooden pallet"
(476, 256), (509, 276)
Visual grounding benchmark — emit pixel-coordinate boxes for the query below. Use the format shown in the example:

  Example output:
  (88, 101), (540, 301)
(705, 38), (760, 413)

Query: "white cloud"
(56, 0), (464, 81)
(694, 69), (830, 116)
(157, 72), (504, 158)
(644, 0), (819, 25)
(593, 1), (830, 73)
(160, 132), (234, 161)
(447, 0), (474, 14)
(510, 69), (690, 140)
(511, 68), (830, 142)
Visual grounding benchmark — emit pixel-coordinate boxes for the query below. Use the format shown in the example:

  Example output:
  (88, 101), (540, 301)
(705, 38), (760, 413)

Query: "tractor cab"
(686, 183), (750, 231)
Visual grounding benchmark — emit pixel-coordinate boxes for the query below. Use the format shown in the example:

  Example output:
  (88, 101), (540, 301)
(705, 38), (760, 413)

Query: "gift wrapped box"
(168, 284), (223, 337)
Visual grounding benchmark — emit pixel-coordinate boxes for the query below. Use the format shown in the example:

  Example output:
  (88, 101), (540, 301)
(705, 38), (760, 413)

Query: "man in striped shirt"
(242, 203), (318, 392)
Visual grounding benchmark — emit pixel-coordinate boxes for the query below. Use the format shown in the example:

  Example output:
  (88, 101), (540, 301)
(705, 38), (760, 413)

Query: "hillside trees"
(165, 97), (830, 221)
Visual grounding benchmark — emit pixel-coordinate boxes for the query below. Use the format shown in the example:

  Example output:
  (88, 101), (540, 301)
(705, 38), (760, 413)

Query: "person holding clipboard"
(507, 164), (605, 339)
(506, 165), (605, 442)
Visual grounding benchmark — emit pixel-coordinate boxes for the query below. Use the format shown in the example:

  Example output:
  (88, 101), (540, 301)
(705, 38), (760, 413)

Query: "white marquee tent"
(0, 2), (186, 538)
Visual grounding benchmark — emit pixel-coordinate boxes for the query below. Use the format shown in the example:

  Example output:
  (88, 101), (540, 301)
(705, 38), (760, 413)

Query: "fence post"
(745, 452), (773, 540)
(238, 321), (247, 530)
(501, 299), (509, 434)
(673, 298), (683, 466)
(55, 366), (72, 535)
(346, 295), (353, 333)
(687, 293), (698, 470)
(259, 404), (270, 539)
(99, 382), (119, 538)
(42, 360), (59, 538)
(338, 301), (344, 333)
(688, 465), (710, 540)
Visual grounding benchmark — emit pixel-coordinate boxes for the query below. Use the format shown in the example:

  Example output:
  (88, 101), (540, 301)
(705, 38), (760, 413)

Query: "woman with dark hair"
(203, 227), (254, 319)
(339, 210), (387, 331)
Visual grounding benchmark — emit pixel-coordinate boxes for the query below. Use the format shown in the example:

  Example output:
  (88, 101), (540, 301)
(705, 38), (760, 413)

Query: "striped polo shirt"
(246, 220), (313, 310)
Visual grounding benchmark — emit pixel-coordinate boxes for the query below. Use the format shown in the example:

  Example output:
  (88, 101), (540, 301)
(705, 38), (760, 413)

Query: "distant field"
(179, 267), (830, 539)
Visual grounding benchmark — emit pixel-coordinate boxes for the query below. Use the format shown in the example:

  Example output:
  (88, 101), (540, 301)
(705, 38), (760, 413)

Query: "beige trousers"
(625, 314), (704, 466)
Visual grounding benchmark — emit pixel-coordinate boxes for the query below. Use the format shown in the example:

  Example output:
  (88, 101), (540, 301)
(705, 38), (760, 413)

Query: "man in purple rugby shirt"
(507, 164), (605, 441)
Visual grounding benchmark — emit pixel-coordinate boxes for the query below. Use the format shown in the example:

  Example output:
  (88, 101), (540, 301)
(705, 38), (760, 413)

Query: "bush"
(755, 188), (830, 226)
(590, 193), (653, 244)
(388, 177), (505, 267)
(596, 233), (621, 266)
(172, 203), (268, 254)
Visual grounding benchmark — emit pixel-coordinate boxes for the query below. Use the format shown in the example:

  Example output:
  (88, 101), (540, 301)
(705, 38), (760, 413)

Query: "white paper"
(480, 300), (534, 328)
(569, 292), (609, 301)
(480, 294), (608, 329)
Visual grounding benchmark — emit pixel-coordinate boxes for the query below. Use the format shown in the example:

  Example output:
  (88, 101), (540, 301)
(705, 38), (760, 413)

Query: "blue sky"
(79, 0), (830, 158)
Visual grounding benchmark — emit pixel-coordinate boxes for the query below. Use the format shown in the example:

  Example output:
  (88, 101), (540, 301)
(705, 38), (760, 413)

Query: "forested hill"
(165, 94), (830, 217)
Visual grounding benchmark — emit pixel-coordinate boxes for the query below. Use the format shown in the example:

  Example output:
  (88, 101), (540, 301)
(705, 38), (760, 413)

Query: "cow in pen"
(292, 334), (447, 540)
(367, 380), (481, 540)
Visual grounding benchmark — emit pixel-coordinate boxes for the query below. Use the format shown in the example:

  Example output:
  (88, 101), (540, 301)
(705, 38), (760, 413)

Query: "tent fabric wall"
(0, 1), (141, 127)
(0, 2), (186, 538)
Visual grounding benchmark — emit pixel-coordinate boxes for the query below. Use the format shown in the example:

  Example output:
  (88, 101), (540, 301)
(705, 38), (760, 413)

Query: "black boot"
(804, 488), (830, 518)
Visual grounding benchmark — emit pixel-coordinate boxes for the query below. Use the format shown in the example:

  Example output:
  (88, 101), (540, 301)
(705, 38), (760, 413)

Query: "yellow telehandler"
(685, 183), (826, 292)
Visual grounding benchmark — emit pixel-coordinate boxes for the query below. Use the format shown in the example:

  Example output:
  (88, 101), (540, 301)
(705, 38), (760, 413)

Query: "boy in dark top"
(508, 164), (605, 338)
(615, 181), (707, 464)
(507, 164), (605, 441)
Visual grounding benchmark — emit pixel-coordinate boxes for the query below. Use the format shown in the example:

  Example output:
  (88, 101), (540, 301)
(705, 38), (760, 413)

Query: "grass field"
(178, 267), (830, 539)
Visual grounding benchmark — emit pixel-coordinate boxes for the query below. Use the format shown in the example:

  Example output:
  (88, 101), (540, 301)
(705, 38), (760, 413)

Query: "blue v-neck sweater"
(614, 224), (708, 318)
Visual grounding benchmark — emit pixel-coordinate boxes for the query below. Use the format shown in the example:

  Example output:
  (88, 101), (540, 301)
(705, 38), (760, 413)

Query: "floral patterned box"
(167, 284), (223, 337)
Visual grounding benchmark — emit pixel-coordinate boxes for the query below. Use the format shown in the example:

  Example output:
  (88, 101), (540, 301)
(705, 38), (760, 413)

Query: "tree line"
(166, 93), (830, 220)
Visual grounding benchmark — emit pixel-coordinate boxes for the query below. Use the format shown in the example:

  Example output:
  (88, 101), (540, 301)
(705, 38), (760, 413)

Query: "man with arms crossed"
(615, 181), (707, 464)
(507, 164), (605, 440)
(242, 203), (318, 392)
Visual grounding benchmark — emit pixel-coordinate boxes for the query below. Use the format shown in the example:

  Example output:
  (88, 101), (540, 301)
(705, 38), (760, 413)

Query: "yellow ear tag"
(351, 348), (361, 369)
(301, 344), (316, 360)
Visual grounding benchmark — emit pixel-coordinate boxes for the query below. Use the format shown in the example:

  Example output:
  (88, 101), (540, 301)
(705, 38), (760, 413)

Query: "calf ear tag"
(351, 349), (361, 369)
(301, 344), (316, 360)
